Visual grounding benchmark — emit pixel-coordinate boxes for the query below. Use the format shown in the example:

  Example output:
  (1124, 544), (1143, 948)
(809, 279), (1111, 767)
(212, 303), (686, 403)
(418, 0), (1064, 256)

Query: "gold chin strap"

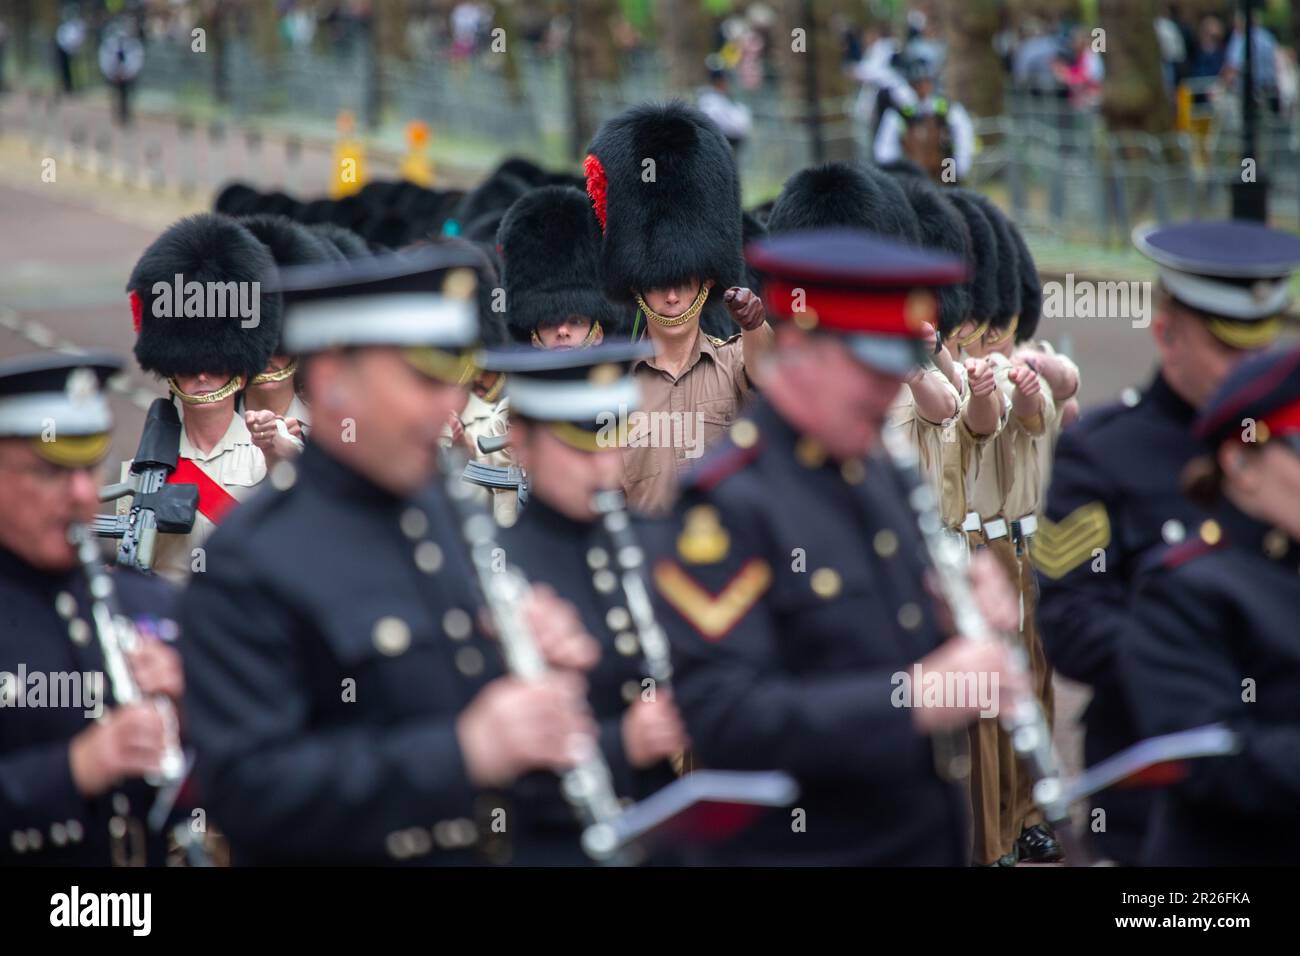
(986, 315), (1019, 346)
(953, 319), (990, 350)
(249, 359), (298, 386)
(530, 319), (603, 350)
(635, 285), (710, 329)
(478, 372), (505, 404)
(168, 374), (244, 405)
(1207, 316), (1282, 350)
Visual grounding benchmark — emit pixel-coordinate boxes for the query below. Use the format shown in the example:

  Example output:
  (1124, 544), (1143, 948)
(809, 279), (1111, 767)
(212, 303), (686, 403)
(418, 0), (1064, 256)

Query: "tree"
(1097, 0), (1173, 135)
(774, 0), (854, 163)
(938, 0), (1003, 119)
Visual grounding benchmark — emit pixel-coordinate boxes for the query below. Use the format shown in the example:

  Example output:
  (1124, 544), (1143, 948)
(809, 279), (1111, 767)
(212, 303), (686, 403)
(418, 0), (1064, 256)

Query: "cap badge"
(65, 368), (98, 405)
(442, 268), (478, 301)
(589, 363), (620, 386)
(677, 505), (729, 565)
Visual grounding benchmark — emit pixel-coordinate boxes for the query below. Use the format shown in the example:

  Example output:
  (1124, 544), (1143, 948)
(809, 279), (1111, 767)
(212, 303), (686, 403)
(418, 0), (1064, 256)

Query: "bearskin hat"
(892, 176), (972, 338)
(765, 162), (920, 244)
(944, 191), (1001, 323)
(240, 214), (344, 267)
(1006, 221), (1042, 343)
(959, 191), (1021, 330)
(497, 186), (620, 345)
(583, 101), (744, 304)
(308, 222), (372, 260)
(451, 171), (532, 237)
(127, 214), (281, 383)
(493, 156), (550, 187)
(213, 182), (261, 217)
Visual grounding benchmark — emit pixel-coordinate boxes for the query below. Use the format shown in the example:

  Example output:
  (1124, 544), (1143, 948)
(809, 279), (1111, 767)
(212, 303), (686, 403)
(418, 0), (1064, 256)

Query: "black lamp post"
(1231, 0), (1268, 221)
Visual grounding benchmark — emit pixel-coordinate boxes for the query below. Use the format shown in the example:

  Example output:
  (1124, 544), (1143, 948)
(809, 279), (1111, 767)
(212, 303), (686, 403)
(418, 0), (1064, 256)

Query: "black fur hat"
(498, 186), (620, 345)
(239, 214), (344, 266)
(944, 191), (1001, 323)
(127, 214), (281, 383)
(1006, 221), (1042, 343)
(893, 177), (972, 338)
(213, 182), (261, 217)
(741, 209), (768, 297)
(875, 158), (928, 180)
(765, 162), (920, 243)
(493, 156), (550, 187)
(452, 172), (532, 236)
(960, 192), (1020, 330)
(308, 222), (372, 260)
(584, 101), (744, 303)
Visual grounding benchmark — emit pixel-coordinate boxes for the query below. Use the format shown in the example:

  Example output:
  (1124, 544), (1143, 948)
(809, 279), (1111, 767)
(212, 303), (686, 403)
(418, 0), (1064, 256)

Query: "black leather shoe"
(1017, 824), (1064, 863)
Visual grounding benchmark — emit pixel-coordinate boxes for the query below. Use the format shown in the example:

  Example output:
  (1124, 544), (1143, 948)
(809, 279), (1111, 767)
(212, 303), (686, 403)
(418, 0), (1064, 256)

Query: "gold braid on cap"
(249, 359), (299, 386)
(529, 320), (603, 349)
(634, 285), (710, 328)
(953, 319), (991, 350)
(168, 374), (245, 405)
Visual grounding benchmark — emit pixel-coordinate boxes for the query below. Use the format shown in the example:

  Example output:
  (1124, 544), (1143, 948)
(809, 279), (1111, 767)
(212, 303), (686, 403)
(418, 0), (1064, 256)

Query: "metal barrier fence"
(9, 34), (1299, 244)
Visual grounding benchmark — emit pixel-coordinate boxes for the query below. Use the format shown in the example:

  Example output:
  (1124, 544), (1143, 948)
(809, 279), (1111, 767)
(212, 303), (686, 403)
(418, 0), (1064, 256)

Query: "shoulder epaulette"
(688, 440), (761, 493)
(707, 333), (742, 348)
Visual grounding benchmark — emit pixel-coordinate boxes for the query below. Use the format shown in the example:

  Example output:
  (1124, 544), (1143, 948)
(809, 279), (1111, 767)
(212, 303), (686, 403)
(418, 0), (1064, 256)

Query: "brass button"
(25, 829), (42, 852)
(621, 680), (641, 704)
(68, 619), (91, 646)
(66, 820), (84, 843)
(112, 794), (130, 815)
(372, 617), (411, 656)
(615, 632), (640, 657)
(456, 646), (485, 677)
(434, 818), (478, 848)
(1199, 520), (1222, 546)
(10, 831), (27, 854)
(443, 608), (472, 640)
(795, 437), (826, 469)
(793, 309), (818, 330)
(109, 816), (128, 840)
(810, 568), (842, 599)
(50, 823), (67, 847)
(386, 830), (414, 860)
(731, 419), (759, 449)
(400, 507), (429, 540)
(1161, 520), (1185, 545)
(606, 607), (631, 632)
(54, 591), (77, 620)
(874, 529), (899, 558)
(897, 603), (924, 631)
(1263, 529), (1288, 560)
(593, 570), (618, 594)
(841, 459), (866, 485)
(414, 541), (444, 574)
(586, 547), (609, 570)
(269, 460), (297, 491)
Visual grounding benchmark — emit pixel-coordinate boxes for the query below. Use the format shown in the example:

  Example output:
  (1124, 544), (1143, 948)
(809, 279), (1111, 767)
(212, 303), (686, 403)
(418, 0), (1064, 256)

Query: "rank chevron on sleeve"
(1031, 501), (1111, 579)
(653, 558), (773, 641)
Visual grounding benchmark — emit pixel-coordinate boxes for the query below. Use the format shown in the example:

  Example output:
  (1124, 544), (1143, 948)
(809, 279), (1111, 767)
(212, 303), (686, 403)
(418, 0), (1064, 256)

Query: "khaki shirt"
(119, 401), (267, 585)
(624, 331), (751, 515)
(967, 352), (1057, 521)
(459, 392), (517, 527)
(887, 364), (972, 530)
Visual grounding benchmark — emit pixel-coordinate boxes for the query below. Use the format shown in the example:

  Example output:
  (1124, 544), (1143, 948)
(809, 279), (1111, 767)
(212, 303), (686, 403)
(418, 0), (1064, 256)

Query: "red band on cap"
(1261, 396), (1300, 438)
(584, 154), (608, 232)
(128, 289), (143, 334)
(761, 278), (930, 338)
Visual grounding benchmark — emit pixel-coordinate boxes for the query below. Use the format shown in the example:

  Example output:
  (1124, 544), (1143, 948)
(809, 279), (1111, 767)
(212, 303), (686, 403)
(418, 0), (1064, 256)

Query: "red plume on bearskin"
(584, 154), (608, 232)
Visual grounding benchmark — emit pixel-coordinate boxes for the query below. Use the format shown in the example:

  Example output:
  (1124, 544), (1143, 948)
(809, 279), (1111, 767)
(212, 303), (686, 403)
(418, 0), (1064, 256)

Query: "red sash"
(166, 458), (239, 524)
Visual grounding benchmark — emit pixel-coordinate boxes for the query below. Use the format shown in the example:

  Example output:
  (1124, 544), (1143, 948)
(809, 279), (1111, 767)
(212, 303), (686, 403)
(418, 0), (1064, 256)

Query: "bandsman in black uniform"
(179, 247), (601, 865)
(0, 353), (184, 865)
(485, 342), (688, 859)
(1034, 220), (1300, 864)
(1120, 344), (1300, 865)
(648, 229), (1026, 865)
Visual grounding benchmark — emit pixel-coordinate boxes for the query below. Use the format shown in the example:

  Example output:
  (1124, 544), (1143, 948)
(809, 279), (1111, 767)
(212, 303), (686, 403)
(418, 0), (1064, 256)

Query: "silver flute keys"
(441, 449), (627, 863)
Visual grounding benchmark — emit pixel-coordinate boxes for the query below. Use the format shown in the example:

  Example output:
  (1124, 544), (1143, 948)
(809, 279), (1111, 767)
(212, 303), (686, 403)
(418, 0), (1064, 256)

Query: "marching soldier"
(648, 228), (1025, 865)
(873, 57), (976, 185)
(1035, 220), (1300, 864)
(178, 247), (601, 865)
(1120, 344), (1300, 865)
(0, 353), (184, 865)
(123, 213), (282, 582)
(486, 342), (688, 859)
(238, 215), (339, 467)
(583, 102), (772, 513)
(497, 185), (623, 349)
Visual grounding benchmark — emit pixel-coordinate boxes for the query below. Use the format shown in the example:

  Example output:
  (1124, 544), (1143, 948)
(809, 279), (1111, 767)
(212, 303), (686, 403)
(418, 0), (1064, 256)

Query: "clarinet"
(440, 448), (627, 864)
(69, 523), (186, 788)
(878, 426), (1081, 859)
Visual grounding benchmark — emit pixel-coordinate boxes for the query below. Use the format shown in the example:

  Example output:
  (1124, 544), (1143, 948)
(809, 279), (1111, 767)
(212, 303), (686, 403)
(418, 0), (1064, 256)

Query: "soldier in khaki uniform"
(583, 103), (771, 514)
(950, 194), (1070, 864)
(121, 214), (281, 584)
